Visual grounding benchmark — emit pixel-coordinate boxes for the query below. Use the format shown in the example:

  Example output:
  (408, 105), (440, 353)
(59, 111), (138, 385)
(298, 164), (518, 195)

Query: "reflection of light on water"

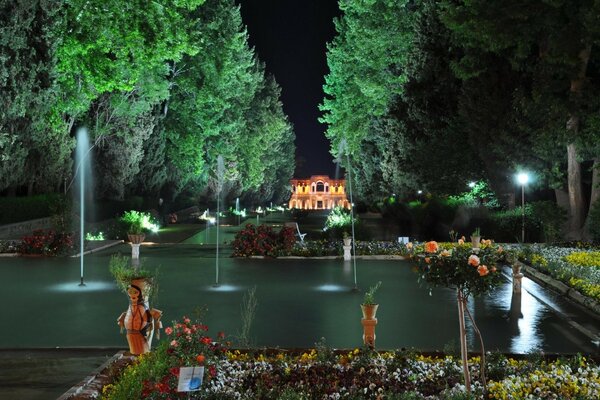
(511, 287), (543, 353)
(205, 284), (240, 292)
(49, 281), (115, 292)
(316, 284), (348, 292)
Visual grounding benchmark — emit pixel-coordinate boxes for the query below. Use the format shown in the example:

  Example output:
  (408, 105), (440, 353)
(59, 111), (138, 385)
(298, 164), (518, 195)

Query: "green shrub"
(0, 193), (64, 224)
(324, 206), (353, 230)
(530, 201), (566, 242)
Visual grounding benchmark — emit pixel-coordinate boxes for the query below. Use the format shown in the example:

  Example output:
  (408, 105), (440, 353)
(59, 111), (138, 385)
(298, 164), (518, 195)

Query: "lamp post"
(516, 173), (529, 243)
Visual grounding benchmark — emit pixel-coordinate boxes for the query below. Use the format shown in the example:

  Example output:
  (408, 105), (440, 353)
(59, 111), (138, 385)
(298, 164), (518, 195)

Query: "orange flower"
(468, 254), (480, 267)
(490, 265), (497, 273)
(458, 238), (465, 245)
(196, 354), (205, 364)
(425, 241), (439, 253)
(406, 242), (413, 250)
(477, 265), (489, 276)
(425, 257), (431, 264)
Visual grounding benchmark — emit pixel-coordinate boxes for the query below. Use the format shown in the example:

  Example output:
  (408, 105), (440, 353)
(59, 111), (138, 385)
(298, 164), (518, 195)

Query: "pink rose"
(468, 255), (480, 267)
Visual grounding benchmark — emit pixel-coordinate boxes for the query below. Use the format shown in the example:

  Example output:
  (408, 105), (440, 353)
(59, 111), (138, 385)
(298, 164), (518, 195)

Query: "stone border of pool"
(58, 350), (135, 400)
(520, 261), (600, 316)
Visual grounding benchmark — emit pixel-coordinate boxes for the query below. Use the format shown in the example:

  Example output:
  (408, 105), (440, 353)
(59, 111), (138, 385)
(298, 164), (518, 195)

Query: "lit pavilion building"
(288, 175), (350, 210)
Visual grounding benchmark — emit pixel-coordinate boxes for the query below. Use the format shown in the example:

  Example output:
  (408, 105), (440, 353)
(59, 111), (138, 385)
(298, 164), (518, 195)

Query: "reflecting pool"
(0, 243), (598, 355)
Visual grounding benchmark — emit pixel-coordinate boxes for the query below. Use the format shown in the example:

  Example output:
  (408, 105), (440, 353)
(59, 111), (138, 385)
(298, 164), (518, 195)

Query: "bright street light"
(517, 173), (529, 185)
(516, 172), (529, 242)
(468, 181), (476, 188)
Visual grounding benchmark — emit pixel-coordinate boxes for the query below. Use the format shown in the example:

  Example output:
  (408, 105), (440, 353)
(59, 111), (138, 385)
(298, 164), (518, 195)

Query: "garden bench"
(284, 222), (307, 243)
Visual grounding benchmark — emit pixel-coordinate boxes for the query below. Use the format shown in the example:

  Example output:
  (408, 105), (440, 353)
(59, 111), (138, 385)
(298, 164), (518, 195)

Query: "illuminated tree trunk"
(457, 290), (471, 393)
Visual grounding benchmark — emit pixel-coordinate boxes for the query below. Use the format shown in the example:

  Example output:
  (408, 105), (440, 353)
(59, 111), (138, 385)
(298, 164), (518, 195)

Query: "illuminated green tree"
(0, 0), (71, 194)
(321, 0), (413, 156)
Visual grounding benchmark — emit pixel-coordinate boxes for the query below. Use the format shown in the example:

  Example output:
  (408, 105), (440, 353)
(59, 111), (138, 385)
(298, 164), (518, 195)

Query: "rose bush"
(18, 229), (74, 256)
(409, 238), (514, 393)
(231, 224), (295, 257)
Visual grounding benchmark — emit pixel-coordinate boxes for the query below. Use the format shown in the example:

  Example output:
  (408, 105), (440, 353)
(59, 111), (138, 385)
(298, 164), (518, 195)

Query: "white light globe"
(517, 173), (529, 185)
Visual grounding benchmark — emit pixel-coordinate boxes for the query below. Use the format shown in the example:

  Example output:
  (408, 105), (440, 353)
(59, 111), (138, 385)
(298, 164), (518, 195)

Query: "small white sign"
(177, 366), (205, 392)
(398, 236), (409, 244)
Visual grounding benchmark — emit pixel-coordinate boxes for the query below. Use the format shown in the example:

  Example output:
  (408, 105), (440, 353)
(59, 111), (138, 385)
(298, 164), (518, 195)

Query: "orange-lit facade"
(288, 175), (350, 210)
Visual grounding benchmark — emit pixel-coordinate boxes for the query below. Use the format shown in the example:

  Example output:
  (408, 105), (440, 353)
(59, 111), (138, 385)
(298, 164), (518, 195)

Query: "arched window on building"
(316, 181), (325, 192)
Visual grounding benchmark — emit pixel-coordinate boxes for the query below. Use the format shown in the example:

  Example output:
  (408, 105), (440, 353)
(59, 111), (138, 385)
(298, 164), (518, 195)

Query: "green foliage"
(529, 200), (566, 242)
(411, 241), (508, 298)
(321, 0), (413, 155)
(119, 210), (159, 235)
(588, 199), (600, 241)
(237, 286), (258, 348)
(324, 206), (353, 230)
(104, 316), (229, 399)
(108, 254), (156, 300)
(363, 281), (381, 305)
(0, 193), (64, 224)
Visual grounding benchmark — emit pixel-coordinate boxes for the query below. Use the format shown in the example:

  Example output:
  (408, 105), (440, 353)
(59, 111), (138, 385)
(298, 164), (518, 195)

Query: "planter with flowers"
(409, 238), (511, 393)
(470, 227), (481, 249)
(361, 281), (381, 348)
(343, 231), (352, 246)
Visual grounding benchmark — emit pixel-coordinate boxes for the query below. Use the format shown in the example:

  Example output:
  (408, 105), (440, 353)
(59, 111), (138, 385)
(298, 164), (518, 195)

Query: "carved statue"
(117, 279), (162, 355)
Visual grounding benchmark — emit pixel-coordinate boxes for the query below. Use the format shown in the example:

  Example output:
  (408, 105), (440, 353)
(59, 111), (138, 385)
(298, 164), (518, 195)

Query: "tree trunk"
(457, 290), (471, 393)
(584, 159), (600, 239)
(566, 143), (585, 237)
(565, 46), (591, 239)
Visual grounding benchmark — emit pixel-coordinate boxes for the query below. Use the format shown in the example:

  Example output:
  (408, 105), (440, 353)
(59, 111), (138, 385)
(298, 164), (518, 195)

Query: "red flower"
(201, 336), (212, 344)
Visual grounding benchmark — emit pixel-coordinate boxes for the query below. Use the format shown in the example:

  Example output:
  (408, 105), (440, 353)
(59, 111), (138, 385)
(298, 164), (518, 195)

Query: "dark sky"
(236, 0), (341, 178)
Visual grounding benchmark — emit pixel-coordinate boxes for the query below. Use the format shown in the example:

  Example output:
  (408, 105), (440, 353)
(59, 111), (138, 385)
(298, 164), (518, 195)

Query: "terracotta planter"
(128, 234), (145, 244)
(361, 303), (378, 319)
(361, 304), (379, 348)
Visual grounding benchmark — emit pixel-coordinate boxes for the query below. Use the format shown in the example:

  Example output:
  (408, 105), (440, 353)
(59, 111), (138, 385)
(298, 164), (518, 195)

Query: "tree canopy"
(0, 0), (295, 208)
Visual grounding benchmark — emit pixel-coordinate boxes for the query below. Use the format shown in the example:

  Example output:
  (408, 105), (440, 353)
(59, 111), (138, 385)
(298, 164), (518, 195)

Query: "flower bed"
(101, 319), (600, 399)
(526, 245), (600, 302)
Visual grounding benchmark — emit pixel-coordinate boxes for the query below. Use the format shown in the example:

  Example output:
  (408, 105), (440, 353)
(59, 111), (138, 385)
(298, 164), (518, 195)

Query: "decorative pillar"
(128, 234), (145, 260)
(343, 244), (352, 260)
(512, 263), (524, 294)
(131, 243), (141, 259)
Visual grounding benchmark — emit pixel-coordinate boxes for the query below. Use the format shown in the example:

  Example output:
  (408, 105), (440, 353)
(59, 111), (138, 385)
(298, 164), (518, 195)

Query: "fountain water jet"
(74, 128), (93, 287)
(214, 156), (225, 287)
(337, 138), (358, 290)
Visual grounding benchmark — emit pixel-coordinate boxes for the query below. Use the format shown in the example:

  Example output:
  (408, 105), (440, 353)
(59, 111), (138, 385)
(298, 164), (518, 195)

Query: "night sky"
(236, 0), (341, 178)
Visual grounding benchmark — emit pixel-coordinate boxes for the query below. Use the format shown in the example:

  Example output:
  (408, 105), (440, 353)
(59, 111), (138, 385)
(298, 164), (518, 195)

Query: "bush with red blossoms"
(18, 229), (74, 256)
(104, 316), (229, 399)
(231, 224), (296, 257)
